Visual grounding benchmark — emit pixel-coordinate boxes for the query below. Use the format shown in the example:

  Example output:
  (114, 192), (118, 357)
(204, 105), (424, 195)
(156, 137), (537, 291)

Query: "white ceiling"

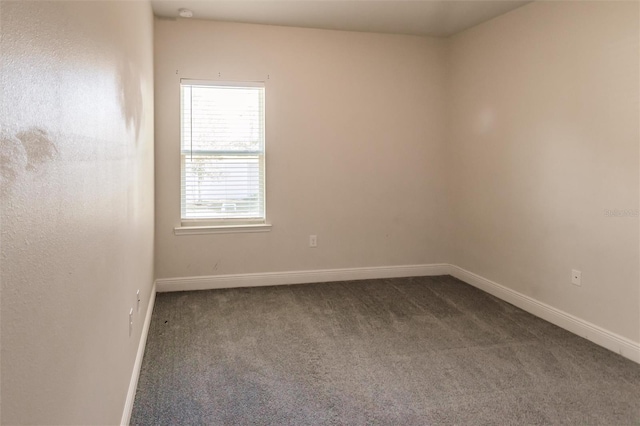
(150, 0), (533, 38)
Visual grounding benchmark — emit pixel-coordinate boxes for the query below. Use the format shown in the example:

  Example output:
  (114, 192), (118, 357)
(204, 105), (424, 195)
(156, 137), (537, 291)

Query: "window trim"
(179, 79), (269, 232)
(174, 223), (272, 236)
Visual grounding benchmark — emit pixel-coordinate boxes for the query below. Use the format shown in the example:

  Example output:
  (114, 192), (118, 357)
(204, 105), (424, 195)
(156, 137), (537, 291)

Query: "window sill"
(174, 223), (272, 236)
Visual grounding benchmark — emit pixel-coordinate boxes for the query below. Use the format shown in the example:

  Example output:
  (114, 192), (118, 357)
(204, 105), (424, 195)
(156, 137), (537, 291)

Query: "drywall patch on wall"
(0, 128), (58, 195)
(16, 128), (58, 169)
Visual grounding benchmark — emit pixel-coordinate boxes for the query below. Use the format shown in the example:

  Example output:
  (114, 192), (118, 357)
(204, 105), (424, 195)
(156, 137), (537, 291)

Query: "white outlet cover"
(571, 269), (582, 286)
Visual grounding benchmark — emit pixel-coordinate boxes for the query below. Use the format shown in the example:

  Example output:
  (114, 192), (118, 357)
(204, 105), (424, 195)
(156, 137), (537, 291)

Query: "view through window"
(180, 81), (265, 223)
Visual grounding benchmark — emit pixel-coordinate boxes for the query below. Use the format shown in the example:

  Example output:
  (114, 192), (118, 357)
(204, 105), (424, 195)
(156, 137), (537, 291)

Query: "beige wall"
(1, 2), (637, 422)
(154, 19), (450, 279)
(155, 4), (639, 344)
(447, 1), (639, 342)
(0, 1), (154, 424)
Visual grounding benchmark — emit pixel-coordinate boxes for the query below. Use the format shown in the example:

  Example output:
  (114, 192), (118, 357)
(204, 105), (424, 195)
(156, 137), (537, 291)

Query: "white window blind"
(180, 81), (265, 223)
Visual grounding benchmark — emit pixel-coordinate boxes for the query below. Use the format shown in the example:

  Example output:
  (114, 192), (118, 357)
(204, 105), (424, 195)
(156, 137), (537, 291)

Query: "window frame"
(175, 79), (271, 235)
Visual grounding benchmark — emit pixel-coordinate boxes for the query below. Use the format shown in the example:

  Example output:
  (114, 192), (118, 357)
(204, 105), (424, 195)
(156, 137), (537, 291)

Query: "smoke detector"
(178, 8), (193, 18)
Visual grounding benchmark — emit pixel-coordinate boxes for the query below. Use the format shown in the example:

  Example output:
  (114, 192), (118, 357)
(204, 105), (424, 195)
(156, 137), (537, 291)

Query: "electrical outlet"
(309, 235), (317, 248)
(129, 308), (134, 337)
(136, 290), (141, 312)
(571, 269), (582, 286)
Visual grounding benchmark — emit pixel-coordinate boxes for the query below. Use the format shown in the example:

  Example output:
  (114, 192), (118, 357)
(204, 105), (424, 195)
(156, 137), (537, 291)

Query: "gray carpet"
(131, 275), (640, 425)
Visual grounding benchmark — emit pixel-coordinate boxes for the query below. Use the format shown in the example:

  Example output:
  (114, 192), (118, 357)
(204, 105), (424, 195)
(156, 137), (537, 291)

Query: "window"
(179, 80), (267, 231)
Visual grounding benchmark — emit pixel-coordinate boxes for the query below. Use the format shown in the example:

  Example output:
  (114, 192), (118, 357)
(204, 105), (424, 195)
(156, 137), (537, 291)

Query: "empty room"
(1, 0), (639, 424)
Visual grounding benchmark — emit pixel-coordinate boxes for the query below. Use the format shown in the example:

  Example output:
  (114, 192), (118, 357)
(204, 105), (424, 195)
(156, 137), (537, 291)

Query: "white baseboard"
(155, 263), (450, 293)
(449, 265), (640, 364)
(155, 263), (640, 365)
(121, 282), (157, 426)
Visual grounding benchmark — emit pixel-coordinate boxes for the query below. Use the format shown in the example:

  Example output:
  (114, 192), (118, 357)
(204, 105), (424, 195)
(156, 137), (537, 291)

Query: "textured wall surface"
(154, 19), (450, 279)
(448, 1), (639, 343)
(0, 1), (154, 424)
(1, 1), (638, 422)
